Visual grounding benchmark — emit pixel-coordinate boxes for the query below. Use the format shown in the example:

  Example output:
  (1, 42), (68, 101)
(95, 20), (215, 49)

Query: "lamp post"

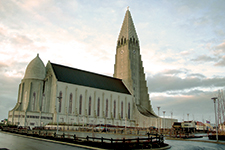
(187, 113), (189, 133)
(157, 107), (160, 133)
(57, 96), (62, 134)
(171, 111), (173, 128)
(211, 97), (218, 142)
(163, 111), (166, 135)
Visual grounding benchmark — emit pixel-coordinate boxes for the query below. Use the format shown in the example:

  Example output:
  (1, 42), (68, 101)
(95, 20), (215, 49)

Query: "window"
(97, 98), (100, 116)
(79, 95), (82, 115)
(128, 102), (130, 119)
(88, 97), (91, 116)
(69, 93), (73, 114)
(113, 100), (116, 118)
(33, 92), (36, 111)
(105, 99), (108, 117)
(121, 101), (123, 119)
(59, 91), (62, 113)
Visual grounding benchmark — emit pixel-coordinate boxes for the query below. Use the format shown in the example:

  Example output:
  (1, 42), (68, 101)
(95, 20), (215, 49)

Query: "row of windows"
(27, 115), (39, 119)
(117, 37), (138, 46)
(12, 115), (52, 120)
(58, 92), (131, 119)
(26, 115), (53, 120)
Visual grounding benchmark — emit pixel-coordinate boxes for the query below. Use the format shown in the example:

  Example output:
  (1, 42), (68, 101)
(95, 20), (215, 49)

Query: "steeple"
(114, 9), (157, 118)
(117, 8), (139, 45)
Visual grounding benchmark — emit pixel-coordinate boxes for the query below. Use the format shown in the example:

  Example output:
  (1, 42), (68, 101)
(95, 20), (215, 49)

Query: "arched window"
(118, 40), (120, 46)
(97, 98), (100, 116)
(105, 99), (108, 117)
(128, 102), (130, 119)
(124, 38), (126, 44)
(113, 100), (116, 118)
(121, 38), (123, 45)
(130, 38), (132, 43)
(121, 101), (123, 119)
(79, 95), (82, 115)
(33, 92), (36, 111)
(59, 91), (62, 113)
(69, 93), (73, 114)
(88, 97), (91, 116)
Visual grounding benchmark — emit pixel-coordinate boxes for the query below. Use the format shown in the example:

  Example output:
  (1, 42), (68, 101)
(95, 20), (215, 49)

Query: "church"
(8, 9), (177, 128)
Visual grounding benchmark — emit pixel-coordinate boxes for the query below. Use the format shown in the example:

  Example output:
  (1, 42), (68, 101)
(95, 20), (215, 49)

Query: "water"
(1, 131), (225, 150)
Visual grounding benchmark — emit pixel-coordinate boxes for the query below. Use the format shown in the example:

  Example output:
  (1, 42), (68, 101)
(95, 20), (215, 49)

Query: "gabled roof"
(51, 63), (131, 95)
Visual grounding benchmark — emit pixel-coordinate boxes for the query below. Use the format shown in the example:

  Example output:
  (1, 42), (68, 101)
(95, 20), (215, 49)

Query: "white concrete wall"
(53, 81), (134, 126)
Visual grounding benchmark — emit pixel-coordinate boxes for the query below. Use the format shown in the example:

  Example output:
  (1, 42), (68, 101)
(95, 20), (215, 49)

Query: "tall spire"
(114, 8), (157, 118)
(118, 9), (138, 43)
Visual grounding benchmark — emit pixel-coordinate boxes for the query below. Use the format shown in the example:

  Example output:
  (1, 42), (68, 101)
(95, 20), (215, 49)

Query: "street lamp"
(157, 107), (160, 133)
(163, 111), (166, 135)
(171, 111), (173, 128)
(211, 97), (218, 142)
(187, 113), (189, 133)
(57, 96), (62, 134)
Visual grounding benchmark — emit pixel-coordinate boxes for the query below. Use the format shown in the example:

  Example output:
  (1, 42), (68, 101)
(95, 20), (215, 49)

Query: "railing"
(1, 127), (167, 149)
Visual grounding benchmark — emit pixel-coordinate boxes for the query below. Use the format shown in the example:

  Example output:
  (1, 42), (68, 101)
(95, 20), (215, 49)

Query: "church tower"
(114, 8), (157, 117)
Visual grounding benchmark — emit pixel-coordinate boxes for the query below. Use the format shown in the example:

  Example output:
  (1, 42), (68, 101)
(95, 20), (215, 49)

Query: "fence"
(1, 126), (168, 149)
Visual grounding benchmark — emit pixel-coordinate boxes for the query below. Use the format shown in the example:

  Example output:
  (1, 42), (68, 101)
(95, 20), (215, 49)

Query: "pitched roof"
(51, 63), (131, 95)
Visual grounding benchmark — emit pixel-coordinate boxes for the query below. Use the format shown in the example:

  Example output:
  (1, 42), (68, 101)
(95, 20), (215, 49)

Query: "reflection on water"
(1, 131), (225, 150)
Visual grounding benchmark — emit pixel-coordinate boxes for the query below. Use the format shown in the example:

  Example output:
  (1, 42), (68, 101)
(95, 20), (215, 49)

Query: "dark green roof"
(51, 63), (131, 95)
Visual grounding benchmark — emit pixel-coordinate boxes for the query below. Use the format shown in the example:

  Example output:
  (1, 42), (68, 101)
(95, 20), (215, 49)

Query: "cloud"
(191, 55), (217, 62)
(214, 56), (225, 67)
(0, 74), (21, 120)
(166, 89), (205, 96)
(10, 34), (33, 45)
(147, 69), (225, 93)
(214, 41), (225, 54)
(0, 62), (8, 69)
(151, 91), (215, 121)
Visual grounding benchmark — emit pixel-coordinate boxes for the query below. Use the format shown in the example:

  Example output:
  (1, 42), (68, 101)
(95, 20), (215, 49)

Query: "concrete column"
(64, 86), (68, 114)
(93, 91), (96, 117)
(74, 88), (78, 115)
(101, 93), (105, 118)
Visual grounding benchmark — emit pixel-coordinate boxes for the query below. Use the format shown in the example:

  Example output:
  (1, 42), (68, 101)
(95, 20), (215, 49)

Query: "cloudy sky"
(1, 0), (225, 124)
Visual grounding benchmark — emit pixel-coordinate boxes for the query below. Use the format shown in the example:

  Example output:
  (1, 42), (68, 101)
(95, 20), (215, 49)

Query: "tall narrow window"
(97, 98), (100, 116)
(79, 95), (82, 115)
(105, 99), (108, 117)
(88, 97), (91, 116)
(33, 92), (36, 111)
(69, 93), (73, 114)
(114, 100), (116, 118)
(121, 101), (123, 119)
(59, 91), (62, 113)
(128, 102), (130, 119)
